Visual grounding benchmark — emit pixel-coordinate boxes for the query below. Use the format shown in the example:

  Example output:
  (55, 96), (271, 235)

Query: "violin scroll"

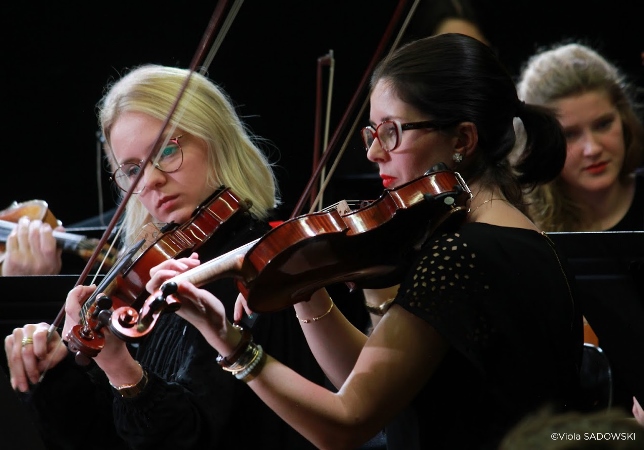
(110, 282), (181, 342)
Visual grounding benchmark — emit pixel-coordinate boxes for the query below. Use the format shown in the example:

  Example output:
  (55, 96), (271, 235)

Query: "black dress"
(20, 213), (322, 450)
(385, 222), (583, 450)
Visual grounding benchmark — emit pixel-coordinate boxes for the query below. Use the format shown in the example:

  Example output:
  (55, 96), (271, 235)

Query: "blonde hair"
(516, 43), (644, 231)
(98, 65), (279, 247)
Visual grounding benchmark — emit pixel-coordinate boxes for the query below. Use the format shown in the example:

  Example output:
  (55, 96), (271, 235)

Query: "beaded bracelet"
(296, 300), (335, 324)
(233, 345), (264, 380)
(238, 352), (266, 383)
(235, 344), (266, 382)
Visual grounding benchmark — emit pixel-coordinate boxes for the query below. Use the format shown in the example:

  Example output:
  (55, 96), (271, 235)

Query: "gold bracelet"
(296, 300), (334, 324)
(109, 362), (148, 398)
(235, 345), (267, 382)
(364, 297), (395, 316)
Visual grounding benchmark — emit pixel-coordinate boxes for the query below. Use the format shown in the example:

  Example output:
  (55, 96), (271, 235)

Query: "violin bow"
(293, 0), (421, 218)
(47, 0), (242, 337)
(310, 50), (335, 211)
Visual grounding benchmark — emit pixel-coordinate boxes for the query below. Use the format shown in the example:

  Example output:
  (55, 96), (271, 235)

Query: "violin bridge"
(335, 200), (352, 215)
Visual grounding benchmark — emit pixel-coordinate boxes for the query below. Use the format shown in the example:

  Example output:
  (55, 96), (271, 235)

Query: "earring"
(452, 152), (463, 163)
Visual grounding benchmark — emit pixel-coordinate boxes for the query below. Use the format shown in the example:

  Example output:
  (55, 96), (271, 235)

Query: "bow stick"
(47, 0), (243, 338)
(293, 0), (421, 218)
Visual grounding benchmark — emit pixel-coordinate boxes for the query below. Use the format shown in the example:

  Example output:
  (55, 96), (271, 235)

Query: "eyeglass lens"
(112, 137), (183, 193)
(361, 121), (399, 152)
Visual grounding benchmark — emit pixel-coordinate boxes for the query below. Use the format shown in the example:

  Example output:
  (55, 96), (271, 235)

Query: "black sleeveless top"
(608, 171), (644, 231)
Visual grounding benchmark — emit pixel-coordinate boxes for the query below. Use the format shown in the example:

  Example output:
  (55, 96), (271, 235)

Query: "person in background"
(516, 42), (644, 232)
(4, 65), (322, 450)
(145, 33), (583, 450)
(515, 41), (644, 424)
(1, 218), (63, 275)
(404, 0), (490, 46)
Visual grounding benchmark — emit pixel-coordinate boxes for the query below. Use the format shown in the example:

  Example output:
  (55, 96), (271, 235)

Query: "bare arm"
(363, 285), (399, 330)
(293, 289), (369, 388)
(171, 281), (449, 450)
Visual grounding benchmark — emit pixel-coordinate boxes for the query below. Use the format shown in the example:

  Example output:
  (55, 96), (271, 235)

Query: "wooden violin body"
(241, 169), (470, 310)
(0, 199), (118, 270)
(111, 167), (472, 341)
(66, 187), (251, 361)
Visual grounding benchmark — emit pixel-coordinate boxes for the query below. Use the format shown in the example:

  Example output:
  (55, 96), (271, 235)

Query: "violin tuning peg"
(160, 281), (178, 297)
(96, 310), (112, 329)
(96, 294), (113, 311)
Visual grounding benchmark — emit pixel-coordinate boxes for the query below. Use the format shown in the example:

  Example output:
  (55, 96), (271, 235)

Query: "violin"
(65, 186), (251, 362)
(0, 199), (118, 270)
(109, 166), (472, 342)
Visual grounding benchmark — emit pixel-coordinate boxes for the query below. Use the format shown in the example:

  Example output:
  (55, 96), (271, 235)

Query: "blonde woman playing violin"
(4, 65), (322, 450)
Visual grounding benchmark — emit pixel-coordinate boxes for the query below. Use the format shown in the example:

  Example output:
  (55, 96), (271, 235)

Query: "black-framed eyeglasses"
(360, 120), (441, 152)
(111, 135), (184, 194)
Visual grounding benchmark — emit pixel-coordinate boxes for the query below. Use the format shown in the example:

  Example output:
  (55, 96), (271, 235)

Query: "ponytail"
(513, 103), (566, 189)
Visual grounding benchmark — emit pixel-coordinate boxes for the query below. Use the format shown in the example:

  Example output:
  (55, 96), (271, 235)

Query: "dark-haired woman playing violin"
(147, 34), (585, 450)
(4, 65), (321, 449)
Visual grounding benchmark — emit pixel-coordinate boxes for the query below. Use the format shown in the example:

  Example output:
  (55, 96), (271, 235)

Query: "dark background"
(2, 0), (642, 225)
(0, 1), (642, 433)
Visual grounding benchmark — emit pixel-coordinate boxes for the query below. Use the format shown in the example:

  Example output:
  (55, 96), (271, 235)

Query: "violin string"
(88, 224), (124, 286)
(319, 200), (371, 213)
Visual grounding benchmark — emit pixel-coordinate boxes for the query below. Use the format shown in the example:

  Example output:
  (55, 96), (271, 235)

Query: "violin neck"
(0, 219), (92, 253)
(167, 238), (258, 288)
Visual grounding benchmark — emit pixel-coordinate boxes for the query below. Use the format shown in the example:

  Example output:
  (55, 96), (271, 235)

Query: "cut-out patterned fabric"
(386, 222), (583, 450)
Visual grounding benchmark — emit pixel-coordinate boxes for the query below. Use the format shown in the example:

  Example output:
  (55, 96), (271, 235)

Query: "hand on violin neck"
(93, 326), (133, 369)
(234, 293), (253, 323)
(1, 216), (63, 276)
(171, 281), (231, 353)
(62, 285), (98, 340)
(145, 253), (201, 294)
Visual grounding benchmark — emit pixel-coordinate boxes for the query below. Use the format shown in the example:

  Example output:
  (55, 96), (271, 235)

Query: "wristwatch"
(110, 365), (149, 398)
(364, 297), (395, 316)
